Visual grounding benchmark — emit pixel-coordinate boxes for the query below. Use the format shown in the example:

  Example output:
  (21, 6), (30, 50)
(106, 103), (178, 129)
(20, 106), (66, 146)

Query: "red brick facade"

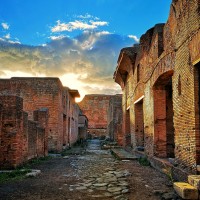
(79, 94), (122, 140)
(107, 94), (123, 144)
(114, 0), (200, 177)
(0, 96), (48, 169)
(0, 78), (80, 154)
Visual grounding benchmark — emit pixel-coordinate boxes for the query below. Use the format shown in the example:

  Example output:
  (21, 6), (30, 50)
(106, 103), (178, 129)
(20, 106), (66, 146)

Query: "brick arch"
(153, 70), (175, 158)
(153, 70), (174, 89)
(146, 51), (175, 87)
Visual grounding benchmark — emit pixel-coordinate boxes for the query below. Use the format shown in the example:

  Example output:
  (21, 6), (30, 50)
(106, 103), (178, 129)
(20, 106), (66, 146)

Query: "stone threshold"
(110, 148), (138, 160)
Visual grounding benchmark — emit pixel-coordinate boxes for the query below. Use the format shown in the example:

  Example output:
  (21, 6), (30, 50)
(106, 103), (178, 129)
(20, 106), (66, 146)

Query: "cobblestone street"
(0, 140), (177, 200)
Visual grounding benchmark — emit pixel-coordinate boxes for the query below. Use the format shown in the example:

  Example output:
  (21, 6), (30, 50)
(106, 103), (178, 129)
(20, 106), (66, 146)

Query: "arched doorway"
(153, 70), (175, 158)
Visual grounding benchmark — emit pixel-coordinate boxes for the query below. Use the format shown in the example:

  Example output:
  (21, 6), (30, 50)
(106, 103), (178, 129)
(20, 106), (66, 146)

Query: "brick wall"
(67, 90), (80, 146)
(134, 100), (144, 147)
(33, 108), (49, 156)
(78, 95), (113, 138)
(114, 0), (200, 176)
(0, 78), (67, 152)
(0, 95), (48, 169)
(107, 94), (122, 143)
(0, 96), (26, 169)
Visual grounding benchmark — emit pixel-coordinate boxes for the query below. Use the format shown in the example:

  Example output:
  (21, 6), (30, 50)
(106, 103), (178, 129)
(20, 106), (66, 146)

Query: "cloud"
(1, 23), (9, 30)
(77, 14), (93, 19)
(128, 35), (140, 43)
(4, 33), (10, 39)
(49, 35), (66, 40)
(0, 31), (135, 99)
(90, 21), (108, 26)
(0, 36), (21, 44)
(51, 20), (108, 33)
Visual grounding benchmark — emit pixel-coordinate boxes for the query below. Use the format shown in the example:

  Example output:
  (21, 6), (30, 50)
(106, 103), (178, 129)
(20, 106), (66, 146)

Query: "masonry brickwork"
(107, 94), (123, 144)
(78, 114), (88, 141)
(0, 78), (80, 153)
(0, 95), (48, 169)
(114, 0), (200, 179)
(78, 94), (122, 141)
(78, 95), (112, 138)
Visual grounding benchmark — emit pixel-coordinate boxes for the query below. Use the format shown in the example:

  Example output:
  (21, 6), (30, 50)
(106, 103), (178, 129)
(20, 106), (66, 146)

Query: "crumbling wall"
(0, 78), (64, 152)
(79, 95), (113, 138)
(114, 0), (200, 175)
(107, 94), (122, 144)
(0, 95), (48, 169)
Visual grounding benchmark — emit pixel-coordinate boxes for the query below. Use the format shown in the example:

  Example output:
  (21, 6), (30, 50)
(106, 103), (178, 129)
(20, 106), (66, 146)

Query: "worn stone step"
(188, 175), (200, 189)
(111, 148), (138, 160)
(173, 182), (198, 200)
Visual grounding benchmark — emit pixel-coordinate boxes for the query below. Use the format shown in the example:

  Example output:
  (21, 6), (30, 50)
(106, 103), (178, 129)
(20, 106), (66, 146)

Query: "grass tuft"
(0, 169), (31, 183)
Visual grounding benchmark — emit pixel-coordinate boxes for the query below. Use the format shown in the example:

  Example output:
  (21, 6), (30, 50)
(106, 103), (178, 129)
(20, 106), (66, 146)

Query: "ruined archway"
(153, 70), (175, 158)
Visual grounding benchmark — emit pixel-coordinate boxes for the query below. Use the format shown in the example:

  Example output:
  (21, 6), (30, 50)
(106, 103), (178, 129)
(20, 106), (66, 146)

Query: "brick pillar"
(0, 95), (25, 169)
(33, 108), (49, 156)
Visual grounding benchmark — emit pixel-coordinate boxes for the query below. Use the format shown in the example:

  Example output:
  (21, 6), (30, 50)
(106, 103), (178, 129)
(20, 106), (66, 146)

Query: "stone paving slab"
(111, 148), (138, 160)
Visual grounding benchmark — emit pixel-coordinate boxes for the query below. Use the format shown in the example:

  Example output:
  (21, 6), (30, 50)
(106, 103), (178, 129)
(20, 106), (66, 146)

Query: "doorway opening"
(135, 99), (144, 149)
(63, 114), (66, 146)
(153, 71), (175, 158)
(125, 108), (131, 146)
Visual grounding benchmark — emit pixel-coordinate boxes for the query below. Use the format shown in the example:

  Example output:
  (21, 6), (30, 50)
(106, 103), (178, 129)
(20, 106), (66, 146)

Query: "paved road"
(0, 139), (176, 200)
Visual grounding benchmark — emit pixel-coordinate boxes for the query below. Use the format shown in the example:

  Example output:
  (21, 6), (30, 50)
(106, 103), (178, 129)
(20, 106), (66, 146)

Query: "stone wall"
(114, 0), (200, 176)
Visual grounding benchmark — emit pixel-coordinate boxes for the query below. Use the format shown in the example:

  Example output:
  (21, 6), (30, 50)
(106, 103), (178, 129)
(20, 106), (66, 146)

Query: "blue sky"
(0, 0), (171, 100)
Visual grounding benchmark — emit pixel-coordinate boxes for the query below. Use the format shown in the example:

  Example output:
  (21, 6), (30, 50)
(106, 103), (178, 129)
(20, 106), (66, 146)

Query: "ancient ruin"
(114, 0), (200, 179)
(78, 94), (122, 142)
(0, 77), (86, 169)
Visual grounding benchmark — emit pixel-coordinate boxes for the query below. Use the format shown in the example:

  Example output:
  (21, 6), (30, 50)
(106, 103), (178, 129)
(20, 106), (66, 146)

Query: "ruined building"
(0, 77), (82, 169)
(78, 95), (113, 138)
(0, 96), (48, 169)
(78, 94), (122, 142)
(114, 0), (200, 179)
(78, 114), (88, 141)
(107, 94), (123, 142)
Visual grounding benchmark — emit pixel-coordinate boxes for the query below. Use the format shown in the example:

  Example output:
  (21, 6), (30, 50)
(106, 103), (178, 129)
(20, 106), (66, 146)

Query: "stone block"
(196, 165), (200, 172)
(173, 182), (198, 200)
(188, 175), (200, 190)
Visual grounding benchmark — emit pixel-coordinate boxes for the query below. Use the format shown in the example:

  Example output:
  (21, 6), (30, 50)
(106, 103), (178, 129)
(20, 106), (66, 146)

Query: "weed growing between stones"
(0, 156), (51, 183)
(138, 156), (150, 166)
(162, 164), (174, 183)
(0, 169), (31, 183)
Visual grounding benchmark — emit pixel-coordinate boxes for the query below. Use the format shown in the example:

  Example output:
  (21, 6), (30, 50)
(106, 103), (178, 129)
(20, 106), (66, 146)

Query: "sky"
(0, 0), (172, 101)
